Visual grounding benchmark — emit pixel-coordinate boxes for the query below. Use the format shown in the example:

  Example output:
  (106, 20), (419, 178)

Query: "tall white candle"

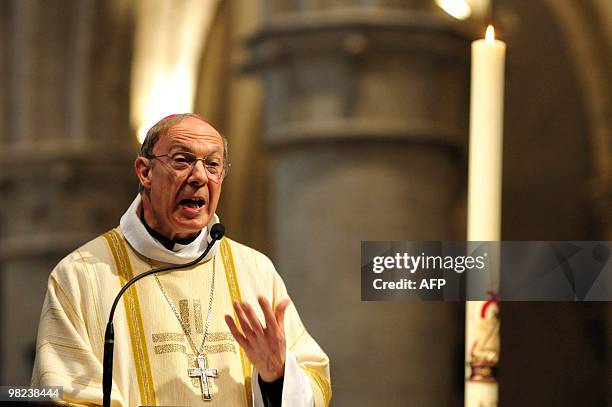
(465, 25), (506, 407)
(467, 25), (506, 242)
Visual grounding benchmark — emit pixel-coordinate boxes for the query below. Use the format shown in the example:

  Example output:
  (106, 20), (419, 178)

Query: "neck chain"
(153, 257), (216, 356)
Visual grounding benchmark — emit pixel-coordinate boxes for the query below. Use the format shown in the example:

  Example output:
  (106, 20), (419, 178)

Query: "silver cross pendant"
(188, 354), (218, 401)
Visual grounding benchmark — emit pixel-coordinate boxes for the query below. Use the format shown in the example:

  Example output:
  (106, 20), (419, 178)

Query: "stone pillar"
(248, 1), (471, 405)
(0, 0), (135, 384)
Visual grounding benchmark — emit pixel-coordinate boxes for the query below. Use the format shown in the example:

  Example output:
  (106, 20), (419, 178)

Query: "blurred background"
(0, 0), (610, 405)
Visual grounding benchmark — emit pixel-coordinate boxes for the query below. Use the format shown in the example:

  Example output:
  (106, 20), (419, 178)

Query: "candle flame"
(485, 25), (495, 43)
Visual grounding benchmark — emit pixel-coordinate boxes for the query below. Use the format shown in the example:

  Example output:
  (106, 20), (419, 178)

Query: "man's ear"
(134, 157), (152, 190)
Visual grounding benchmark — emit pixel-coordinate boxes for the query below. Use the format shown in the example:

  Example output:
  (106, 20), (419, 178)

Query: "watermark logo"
(361, 241), (611, 301)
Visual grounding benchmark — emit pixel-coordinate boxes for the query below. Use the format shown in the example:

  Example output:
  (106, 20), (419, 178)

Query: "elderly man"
(32, 114), (331, 406)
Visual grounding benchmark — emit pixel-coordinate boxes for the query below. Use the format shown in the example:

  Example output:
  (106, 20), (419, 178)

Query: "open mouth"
(180, 198), (205, 209)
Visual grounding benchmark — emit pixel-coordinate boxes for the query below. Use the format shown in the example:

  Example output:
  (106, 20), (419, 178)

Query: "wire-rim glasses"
(147, 151), (229, 182)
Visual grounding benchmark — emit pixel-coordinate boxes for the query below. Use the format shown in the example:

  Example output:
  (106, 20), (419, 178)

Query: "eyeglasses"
(147, 151), (229, 182)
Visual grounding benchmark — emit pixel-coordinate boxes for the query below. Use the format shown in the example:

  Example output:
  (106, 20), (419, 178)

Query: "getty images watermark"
(361, 241), (612, 301)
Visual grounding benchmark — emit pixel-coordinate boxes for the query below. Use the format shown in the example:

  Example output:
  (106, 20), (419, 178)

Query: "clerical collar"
(119, 195), (221, 264)
(139, 206), (200, 250)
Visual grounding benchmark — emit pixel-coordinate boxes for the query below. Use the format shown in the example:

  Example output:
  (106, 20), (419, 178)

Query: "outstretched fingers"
(226, 297), (290, 383)
(224, 314), (249, 350)
(258, 296), (276, 335)
(241, 302), (265, 337)
(232, 301), (258, 339)
(274, 298), (291, 332)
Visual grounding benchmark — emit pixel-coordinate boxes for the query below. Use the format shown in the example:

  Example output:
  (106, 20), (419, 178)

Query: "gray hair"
(138, 113), (229, 191)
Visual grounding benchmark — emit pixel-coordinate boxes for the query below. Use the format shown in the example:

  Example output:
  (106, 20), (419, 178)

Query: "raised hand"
(225, 296), (291, 382)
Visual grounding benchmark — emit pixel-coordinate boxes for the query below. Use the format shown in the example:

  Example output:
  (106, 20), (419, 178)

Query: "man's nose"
(187, 160), (209, 186)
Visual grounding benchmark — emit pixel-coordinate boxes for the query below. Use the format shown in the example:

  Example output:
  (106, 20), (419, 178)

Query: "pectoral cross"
(188, 354), (218, 401)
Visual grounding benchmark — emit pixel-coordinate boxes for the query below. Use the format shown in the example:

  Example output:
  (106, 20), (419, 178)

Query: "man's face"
(136, 117), (225, 240)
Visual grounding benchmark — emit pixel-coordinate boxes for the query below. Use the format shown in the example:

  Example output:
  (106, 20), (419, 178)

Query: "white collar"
(119, 195), (221, 264)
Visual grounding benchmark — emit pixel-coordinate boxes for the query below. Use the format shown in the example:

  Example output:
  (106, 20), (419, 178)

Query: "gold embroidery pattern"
(152, 331), (233, 344)
(187, 354), (199, 387)
(220, 238), (252, 406)
(194, 299), (203, 333)
(179, 299), (191, 334)
(304, 366), (332, 407)
(104, 230), (157, 406)
(152, 341), (236, 355)
(151, 325), (237, 386)
(204, 343), (236, 354)
(154, 343), (186, 355)
(207, 332), (234, 342)
(152, 332), (185, 343)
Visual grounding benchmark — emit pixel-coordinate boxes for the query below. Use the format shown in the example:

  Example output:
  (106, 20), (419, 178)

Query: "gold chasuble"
(32, 229), (331, 406)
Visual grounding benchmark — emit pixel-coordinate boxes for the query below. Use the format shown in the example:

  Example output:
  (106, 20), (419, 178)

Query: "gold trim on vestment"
(220, 238), (252, 406)
(194, 299), (204, 333)
(154, 343), (187, 355)
(179, 299), (191, 334)
(207, 332), (234, 342)
(104, 230), (157, 406)
(303, 366), (332, 407)
(153, 343), (237, 356)
(152, 332), (185, 343)
(151, 331), (234, 343)
(204, 343), (236, 354)
(37, 340), (90, 354)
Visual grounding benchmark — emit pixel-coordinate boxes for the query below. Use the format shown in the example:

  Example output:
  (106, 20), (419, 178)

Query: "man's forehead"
(171, 116), (220, 135)
(161, 117), (223, 145)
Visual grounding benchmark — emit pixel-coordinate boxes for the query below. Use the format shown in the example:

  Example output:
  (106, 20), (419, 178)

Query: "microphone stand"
(102, 224), (225, 407)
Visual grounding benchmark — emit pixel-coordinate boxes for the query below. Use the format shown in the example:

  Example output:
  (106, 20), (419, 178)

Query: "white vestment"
(32, 196), (331, 406)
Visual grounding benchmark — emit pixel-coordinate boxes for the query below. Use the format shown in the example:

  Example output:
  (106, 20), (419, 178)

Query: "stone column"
(0, 0), (135, 384)
(248, 1), (471, 405)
